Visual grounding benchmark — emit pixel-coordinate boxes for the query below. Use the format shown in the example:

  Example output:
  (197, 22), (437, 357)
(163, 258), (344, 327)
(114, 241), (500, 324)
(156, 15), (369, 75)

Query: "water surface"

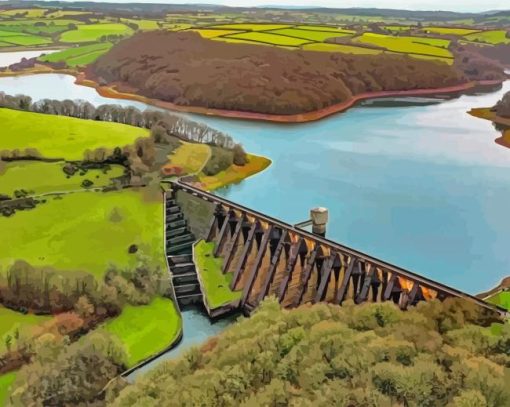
(0, 50), (59, 68)
(1, 73), (509, 293)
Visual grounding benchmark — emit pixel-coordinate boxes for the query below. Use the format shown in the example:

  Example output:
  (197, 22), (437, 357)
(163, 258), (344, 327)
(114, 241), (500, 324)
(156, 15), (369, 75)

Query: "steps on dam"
(166, 196), (204, 308)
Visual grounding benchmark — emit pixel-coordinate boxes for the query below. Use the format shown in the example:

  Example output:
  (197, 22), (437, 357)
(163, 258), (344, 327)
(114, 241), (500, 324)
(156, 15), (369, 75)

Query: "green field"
(422, 26), (481, 36)
(192, 29), (243, 38)
(120, 18), (159, 31)
(210, 23), (290, 31)
(169, 141), (210, 174)
(0, 109), (148, 160)
(0, 161), (125, 197)
(268, 27), (352, 42)
(59, 23), (134, 43)
(353, 33), (453, 59)
(464, 30), (510, 45)
(0, 306), (51, 339)
(194, 240), (241, 310)
(222, 31), (312, 47)
(0, 29), (50, 46)
(302, 42), (382, 54)
(0, 372), (17, 406)
(295, 25), (355, 34)
(0, 190), (164, 278)
(0, 8), (47, 18)
(487, 291), (510, 311)
(103, 297), (180, 367)
(39, 42), (113, 67)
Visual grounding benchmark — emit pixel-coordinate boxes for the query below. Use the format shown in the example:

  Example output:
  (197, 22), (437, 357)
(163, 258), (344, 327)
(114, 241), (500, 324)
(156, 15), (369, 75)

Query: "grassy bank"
(0, 161), (124, 196)
(0, 306), (51, 340)
(194, 240), (241, 310)
(0, 189), (164, 278)
(199, 154), (271, 191)
(0, 108), (148, 160)
(0, 371), (16, 406)
(103, 297), (181, 367)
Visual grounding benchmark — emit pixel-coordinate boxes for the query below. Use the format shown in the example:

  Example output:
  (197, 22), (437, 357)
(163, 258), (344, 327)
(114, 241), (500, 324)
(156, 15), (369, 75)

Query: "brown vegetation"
(90, 31), (479, 116)
(495, 91), (510, 118)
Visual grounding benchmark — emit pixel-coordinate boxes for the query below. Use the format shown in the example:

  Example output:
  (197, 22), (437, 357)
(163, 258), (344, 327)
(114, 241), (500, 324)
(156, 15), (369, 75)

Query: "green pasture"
(0, 189), (164, 278)
(0, 371), (17, 406)
(0, 29), (51, 46)
(0, 306), (51, 339)
(0, 8), (47, 18)
(353, 33), (452, 59)
(268, 27), (352, 42)
(487, 291), (510, 311)
(0, 108), (148, 160)
(0, 41), (13, 47)
(192, 29), (244, 38)
(194, 240), (241, 310)
(223, 31), (312, 47)
(422, 26), (481, 36)
(0, 161), (125, 197)
(39, 42), (112, 67)
(120, 18), (159, 31)
(210, 23), (291, 31)
(302, 42), (382, 54)
(384, 25), (413, 32)
(60, 23), (134, 43)
(464, 30), (510, 45)
(0, 19), (82, 27)
(295, 25), (355, 34)
(46, 10), (91, 18)
(103, 297), (181, 367)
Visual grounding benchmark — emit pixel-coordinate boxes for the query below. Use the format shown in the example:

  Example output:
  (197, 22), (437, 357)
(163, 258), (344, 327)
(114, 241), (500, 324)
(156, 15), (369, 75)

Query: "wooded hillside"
(91, 31), (474, 116)
(111, 298), (509, 407)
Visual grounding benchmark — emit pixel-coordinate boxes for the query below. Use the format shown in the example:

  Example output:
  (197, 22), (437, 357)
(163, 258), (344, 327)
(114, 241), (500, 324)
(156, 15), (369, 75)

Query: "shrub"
(202, 147), (233, 176)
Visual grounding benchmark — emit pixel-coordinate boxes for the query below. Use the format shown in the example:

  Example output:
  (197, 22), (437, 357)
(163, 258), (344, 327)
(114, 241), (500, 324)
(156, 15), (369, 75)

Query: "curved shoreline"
(74, 73), (505, 123)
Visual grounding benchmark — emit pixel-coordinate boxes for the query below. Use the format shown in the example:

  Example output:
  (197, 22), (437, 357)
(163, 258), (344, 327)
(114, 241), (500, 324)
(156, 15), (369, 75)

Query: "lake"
(0, 50), (59, 68)
(0, 72), (509, 295)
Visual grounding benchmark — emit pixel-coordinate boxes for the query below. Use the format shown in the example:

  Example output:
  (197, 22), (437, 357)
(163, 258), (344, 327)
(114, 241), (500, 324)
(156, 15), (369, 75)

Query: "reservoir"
(1, 72), (509, 294)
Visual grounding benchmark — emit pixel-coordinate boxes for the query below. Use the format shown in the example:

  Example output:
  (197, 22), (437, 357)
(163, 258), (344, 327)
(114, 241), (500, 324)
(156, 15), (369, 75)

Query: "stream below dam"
(2, 50), (510, 378)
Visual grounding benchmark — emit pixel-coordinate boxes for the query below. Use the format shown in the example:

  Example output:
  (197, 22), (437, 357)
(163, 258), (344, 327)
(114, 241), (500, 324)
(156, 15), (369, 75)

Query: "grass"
(422, 26), (481, 36)
(39, 42), (112, 67)
(268, 28), (352, 42)
(191, 29), (244, 39)
(194, 240), (241, 310)
(487, 291), (510, 311)
(168, 141), (211, 174)
(0, 29), (51, 46)
(0, 161), (125, 197)
(464, 30), (510, 45)
(120, 18), (159, 31)
(209, 23), (290, 31)
(199, 154), (271, 191)
(295, 25), (355, 34)
(0, 371), (17, 406)
(353, 33), (452, 59)
(0, 108), (148, 160)
(59, 23), (133, 43)
(103, 297), (180, 367)
(0, 306), (51, 339)
(0, 189), (164, 278)
(0, 8), (47, 18)
(223, 31), (312, 47)
(302, 42), (382, 54)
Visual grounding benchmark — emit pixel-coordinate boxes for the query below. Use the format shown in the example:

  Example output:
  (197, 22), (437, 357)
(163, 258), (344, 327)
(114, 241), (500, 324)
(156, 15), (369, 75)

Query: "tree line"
(0, 92), (238, 151)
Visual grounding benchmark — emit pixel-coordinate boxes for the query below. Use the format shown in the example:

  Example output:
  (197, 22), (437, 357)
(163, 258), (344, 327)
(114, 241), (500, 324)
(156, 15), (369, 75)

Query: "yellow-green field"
(222, 31), (312, 47)
(302, 42), (382, 54)
(267, 27), (352, 42)
(168, 142), (211, 174)
(422, 26), (481, 36)
(59, 23), (134, 43)
(190, 28), (242, 38)
(464, 30), (510, 45)
(209, 23), (291, 31)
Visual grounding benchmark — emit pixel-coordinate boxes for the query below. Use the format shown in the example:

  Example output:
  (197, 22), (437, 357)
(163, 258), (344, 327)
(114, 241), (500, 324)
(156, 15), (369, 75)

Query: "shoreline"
(76, 74), (505, 123)
(468, 108), (510, 149)
(0, 67), (505, 123)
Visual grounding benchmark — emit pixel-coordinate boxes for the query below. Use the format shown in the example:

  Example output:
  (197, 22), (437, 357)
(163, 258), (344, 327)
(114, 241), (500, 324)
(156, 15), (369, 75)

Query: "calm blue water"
(1, 73), (509, 294)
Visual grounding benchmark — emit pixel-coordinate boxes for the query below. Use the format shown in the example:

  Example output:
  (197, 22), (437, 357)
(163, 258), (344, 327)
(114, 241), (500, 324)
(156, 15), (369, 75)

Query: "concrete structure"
(165, 180), (507, 318)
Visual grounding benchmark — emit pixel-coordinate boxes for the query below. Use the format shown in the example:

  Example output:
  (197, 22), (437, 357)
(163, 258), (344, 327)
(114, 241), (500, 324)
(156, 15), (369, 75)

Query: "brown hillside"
(91, 31), (469, 116)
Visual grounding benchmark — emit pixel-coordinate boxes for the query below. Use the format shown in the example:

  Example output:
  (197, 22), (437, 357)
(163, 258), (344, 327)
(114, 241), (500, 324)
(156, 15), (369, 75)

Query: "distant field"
(210, 23), (290, 31)
(192, 29), (243, 38)
(0, 109), (148, 160)
(39, 42), (113, 67)
(353, 33), (453, 59)
(488, 291), (510, 311)
(0, 161), (125, 196)
(222, 31), (312, 47)
(169, 142), (210, 173)
(46, 10), (91, 18)
(385, 25), (412, 32)
(0, 29), (51, 46)
(464, 30), (510, 45)
(295, 25), (355, 34)
(0, 189), (164, 278)
(103, 297), (180, 367)
(268, 27), (352, 42)
(302, 42), (382, 54)
(422, 26), (481, 36)
(0, 8), (47, 18)
(120, 18), (159, 31)
(60, 23), (133, 43)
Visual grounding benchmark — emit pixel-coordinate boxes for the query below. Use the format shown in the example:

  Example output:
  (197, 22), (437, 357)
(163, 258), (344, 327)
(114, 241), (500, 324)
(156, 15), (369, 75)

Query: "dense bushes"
(112, 298), (508, 407)
(202, 147), (234, 176)
(7, 331), (126, 406)
(91, 31), (488, 116)
(495, 91), (510, 117)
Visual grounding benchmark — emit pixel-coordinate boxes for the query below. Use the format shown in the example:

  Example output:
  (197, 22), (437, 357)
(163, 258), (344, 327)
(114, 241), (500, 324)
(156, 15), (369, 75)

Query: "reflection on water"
(0, 73), (510, 293)
(0, 50), (59, 68)
(126, 307), (238, 382)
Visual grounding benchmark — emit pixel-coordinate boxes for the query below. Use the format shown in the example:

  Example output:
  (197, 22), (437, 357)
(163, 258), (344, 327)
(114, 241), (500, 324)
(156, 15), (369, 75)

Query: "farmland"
(0, 108), (148, 160)
(0, 161), (124, 196)
(59, 23), (134, 43)
(38, 42), (112, 67)
(464, 30), (510, 44)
